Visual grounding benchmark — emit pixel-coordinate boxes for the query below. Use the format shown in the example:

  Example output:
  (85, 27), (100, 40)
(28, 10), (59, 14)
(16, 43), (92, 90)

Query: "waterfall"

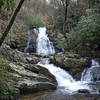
(34, 27), (100, 93)
(36, 27), (89, 93)
(38, 59), (89, 93)
(81, 59), (100, 82)
(24, 30), (31, 53)
(36, 27), (55, 55)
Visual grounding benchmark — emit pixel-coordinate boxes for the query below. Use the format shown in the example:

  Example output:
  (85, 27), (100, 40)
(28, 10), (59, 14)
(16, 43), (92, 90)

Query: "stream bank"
(1, 44), (100, 100)
(0, 45), (57, 99)
(1, 27), (100, 100)
(20, 88), (100, 100)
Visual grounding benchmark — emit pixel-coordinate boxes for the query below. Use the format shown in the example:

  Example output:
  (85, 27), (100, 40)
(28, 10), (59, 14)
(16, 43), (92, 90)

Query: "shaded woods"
(0, 0), (100, 100)
(0, 0), (25, 46)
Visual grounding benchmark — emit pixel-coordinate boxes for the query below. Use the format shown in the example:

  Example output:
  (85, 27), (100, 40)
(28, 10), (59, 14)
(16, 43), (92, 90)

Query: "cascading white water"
(81, 59), (100, 82)
(38, 59), (89, 93)
(36, 27), (90, 93)
(35, 27), (100, 93)
(36, 27), (55, 55)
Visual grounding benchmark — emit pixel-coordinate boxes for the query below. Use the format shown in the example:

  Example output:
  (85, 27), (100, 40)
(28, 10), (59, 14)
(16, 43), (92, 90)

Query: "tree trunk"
(0, 6), (1, 13)
(63, 0), (68, 39)
(0, 0), (25, 46)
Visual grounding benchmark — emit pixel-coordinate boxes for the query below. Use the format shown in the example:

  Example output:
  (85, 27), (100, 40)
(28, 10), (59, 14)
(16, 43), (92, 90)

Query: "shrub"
(0, 0), (15, 11)
(55, 33), (67, 50)
(67, 8), (100, 50)
(18, 10), (45, 27)
(0, 59), (17, 100)
(53, 6), (64, 30)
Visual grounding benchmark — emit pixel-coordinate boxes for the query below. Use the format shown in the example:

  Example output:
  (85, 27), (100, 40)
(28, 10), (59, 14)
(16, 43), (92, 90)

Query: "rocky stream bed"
(0, 45), (100, 100)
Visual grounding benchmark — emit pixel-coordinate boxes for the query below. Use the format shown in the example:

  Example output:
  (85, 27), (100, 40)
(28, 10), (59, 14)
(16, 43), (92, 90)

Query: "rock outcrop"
(50, 52), (91, 80)
(24, 28), (38, 53)
(0, 45), (57, 94)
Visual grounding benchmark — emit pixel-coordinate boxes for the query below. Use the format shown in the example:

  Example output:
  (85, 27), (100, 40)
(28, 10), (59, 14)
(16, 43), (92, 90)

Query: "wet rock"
(0, 45), (57, 94)
(94, 58), (100, 65)
(20, 82), (56, 94)
(37, 65), (57, 85)
(9, 62), (57, 94)
(50, 52), (90, 80)
(96, 82), (100, 88)
(0, 45), (39, 64)
(78, 50), (100, 58)
(99, 90), (100, 93)
(24, 28), (38, 53)
(78, 89), (90, 94)
(21, 90), (100, 100)
(10, 40), (20, 49)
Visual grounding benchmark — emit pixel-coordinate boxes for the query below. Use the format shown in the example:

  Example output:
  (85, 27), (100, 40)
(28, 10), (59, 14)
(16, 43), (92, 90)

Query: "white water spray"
(81, 59), (100, 82)
(36, 27), (55, 55)
(38, 58), (89, 93)
(36, 27), (100, 93)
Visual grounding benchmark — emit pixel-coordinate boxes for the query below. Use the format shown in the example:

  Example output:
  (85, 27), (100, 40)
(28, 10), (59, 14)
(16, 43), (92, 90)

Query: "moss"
(51, 52), (89, 80)
(37, 65), (53, 79)
(0, 59), (19, 100)
(64, 58), (86, 68)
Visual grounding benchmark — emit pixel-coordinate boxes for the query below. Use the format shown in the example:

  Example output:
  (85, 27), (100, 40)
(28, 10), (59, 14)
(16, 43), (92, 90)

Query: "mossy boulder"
(0, 45), (39, 64)
(50, 52), (90, 80)
(9, 62), (57, 95)
(19, 82), (56, 94)
(0, 45), (57, 96)
(37, 65), (57, 85)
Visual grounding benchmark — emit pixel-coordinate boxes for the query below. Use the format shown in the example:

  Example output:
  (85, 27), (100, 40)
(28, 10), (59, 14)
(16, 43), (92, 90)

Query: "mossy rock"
(19, 82), (56, 94)
(37, 65), (57, 84)
(50, 52), (90, 80)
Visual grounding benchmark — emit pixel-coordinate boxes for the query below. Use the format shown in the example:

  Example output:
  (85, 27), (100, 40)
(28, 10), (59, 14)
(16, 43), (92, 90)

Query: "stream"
(20, 27), (100, 100)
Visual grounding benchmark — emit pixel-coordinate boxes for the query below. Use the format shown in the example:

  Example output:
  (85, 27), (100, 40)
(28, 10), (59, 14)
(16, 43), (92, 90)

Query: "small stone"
(78, 89), (90, 94)
(26, 57), (32, 61)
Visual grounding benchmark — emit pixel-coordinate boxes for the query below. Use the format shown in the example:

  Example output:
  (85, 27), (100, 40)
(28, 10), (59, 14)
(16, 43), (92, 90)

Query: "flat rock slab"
(20, 89), (100, 100)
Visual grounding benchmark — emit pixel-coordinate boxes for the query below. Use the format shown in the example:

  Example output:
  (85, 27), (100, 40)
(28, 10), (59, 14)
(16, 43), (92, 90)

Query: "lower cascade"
(81, 59), (100, 82)
(38, 59), (89, 93)
(35, 27), (100, 93)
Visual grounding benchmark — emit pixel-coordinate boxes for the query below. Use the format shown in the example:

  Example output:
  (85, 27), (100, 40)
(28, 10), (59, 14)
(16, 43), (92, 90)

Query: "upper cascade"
(36, 27), (55, 55)
(81, 59), (100, 82)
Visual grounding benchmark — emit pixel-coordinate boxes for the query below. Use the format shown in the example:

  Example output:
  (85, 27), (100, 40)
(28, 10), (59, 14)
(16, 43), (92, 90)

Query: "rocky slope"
(0, 45), (57, 96)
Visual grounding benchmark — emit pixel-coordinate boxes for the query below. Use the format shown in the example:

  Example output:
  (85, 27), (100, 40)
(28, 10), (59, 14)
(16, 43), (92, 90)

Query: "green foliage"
(18, 10), (45, 27)
(0, 81), (15, 100)
(0, 59), (17, 100)
(67, 8), (100, 50)
(0, 32), (3, 38)
(55, 33), (67, 50)
(53, 6), (64, 30)
(0, 0), (15, 11)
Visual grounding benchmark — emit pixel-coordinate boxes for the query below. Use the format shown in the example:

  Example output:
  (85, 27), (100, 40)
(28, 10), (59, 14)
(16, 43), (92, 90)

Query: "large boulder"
(0, 45), (57, 94)
(19, 82), (56, 94)
(0, 45), (39, 64)
(9, 62), (57, 94)
(50, 52), (90, 80)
